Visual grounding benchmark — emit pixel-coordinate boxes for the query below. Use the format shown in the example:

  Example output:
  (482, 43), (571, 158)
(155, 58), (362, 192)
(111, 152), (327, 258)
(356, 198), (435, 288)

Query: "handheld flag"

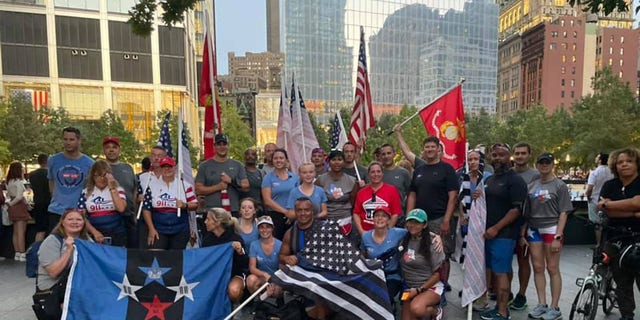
(460, 182), (487, 307)
(158, 112), (173, 158)
(349, 26), (375, 150)
(275, 83), (290, 149)
(288, 74), (319, 173)
(330, 112), (348, 150)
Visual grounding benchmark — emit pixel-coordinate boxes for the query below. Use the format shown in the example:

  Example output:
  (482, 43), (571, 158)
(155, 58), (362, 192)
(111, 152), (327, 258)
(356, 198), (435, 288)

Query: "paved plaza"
(0, 245), (637, 319)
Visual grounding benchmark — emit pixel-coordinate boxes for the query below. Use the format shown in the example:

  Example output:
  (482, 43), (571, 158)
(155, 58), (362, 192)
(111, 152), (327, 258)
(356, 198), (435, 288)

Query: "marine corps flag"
(418, 85), (466, 170)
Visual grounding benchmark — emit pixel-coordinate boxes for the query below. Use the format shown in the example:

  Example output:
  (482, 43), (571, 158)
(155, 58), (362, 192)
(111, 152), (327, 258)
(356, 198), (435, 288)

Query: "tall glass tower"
(282, 0), (498, 121)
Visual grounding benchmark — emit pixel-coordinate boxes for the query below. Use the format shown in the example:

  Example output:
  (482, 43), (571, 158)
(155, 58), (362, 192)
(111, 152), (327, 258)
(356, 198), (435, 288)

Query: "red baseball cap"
(373, 206), (392, 217)
(102, 136), (120, 146)
(158, 157), (175, 167)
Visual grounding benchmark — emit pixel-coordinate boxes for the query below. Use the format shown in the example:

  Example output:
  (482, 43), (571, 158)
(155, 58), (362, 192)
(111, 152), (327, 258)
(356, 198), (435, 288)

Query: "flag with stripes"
(349, 26), (375, 150)
(178, 110), (197, 236)
(289, 74), (319, 173)
(461, 182), (487, 307)
(270, 220), (392, 320)
(158, 112), (173, 158)
(275, 83), (290, 149)
(330, 112), (348, 150)
(10, 89), (49, 110)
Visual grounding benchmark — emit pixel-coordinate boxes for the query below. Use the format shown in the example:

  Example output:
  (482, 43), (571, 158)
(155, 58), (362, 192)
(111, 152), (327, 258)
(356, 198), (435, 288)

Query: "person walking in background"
(585, 152), (613, 247)
(29, 153), (51, 242)
(47, 127), (94, 232)
(6, 162), (30, 261)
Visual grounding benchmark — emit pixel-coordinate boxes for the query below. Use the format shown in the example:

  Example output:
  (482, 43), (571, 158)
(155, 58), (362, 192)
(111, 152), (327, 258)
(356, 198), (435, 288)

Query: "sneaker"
(494, 312), (512, 320)
(20, 252), (26, 262)
(443, 281), (452, 292)
(509, 293), (527, 310)
(432, 306), (444, 320)
(528, 304), (549, 319)
(541, 307), (562, 320)
(480, 308), (499, 320)
(14, 253), (20, 261)
(473, 298), (490, 312)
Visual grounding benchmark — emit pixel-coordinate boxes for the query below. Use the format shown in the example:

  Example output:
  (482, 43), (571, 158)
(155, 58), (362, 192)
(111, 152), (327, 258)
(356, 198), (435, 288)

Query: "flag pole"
(177, 108), (184, 218)
(337, 111), (361, 181)
(136, 174), (153, 220)
(387, 78), (465, 135)
(223, 282), (269, 320)
(205, 8), (219, 134)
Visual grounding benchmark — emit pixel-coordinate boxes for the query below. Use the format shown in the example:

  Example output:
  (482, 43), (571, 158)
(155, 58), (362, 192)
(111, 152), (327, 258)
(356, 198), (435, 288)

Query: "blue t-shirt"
(47, 153), (94, 215)
(286, 186), (327, 214)
(249, 239), (283, 275)
(238, 223), (259, 249)
(261, 171), (299, 209)
(361, 227), (407, 281)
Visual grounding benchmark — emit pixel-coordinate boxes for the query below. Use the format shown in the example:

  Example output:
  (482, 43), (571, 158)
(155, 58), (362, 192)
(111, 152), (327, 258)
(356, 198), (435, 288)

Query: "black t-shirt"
(410, 161), (459, 220)
(600, 176), (640, 232)
(29, 168), (51, 207)
(485, 170), (527, 239)
(201, 228), (249, 277)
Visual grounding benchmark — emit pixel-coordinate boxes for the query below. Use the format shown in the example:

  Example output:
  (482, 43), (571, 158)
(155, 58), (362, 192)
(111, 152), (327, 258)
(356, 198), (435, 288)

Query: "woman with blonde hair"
(202, 208), (249, 304)
(6, 162), (30, 261)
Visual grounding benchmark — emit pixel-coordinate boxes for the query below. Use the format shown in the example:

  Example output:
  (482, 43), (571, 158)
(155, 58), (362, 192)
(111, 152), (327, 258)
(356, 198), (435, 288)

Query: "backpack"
(26, 234), (62, 278)
(253, 297), (309, 320)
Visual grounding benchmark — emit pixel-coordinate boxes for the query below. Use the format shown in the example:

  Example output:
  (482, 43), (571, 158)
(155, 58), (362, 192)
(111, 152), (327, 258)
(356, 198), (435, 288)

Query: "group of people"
(4, 123), (639, 320)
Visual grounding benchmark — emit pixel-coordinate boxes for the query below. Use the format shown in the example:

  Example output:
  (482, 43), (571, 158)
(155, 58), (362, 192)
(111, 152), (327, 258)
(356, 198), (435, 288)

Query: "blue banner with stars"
(62, 239), (233, 320)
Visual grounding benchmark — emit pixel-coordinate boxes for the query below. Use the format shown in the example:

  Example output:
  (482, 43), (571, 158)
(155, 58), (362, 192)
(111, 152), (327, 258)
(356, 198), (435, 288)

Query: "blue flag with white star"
(62, 239), (233, 320)
(158, 112), (173, 158)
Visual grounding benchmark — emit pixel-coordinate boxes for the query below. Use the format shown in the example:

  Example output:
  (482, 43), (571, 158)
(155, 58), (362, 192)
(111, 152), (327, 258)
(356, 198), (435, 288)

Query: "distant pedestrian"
(6, 162), (30, 261)
(29, 154), (51, 242)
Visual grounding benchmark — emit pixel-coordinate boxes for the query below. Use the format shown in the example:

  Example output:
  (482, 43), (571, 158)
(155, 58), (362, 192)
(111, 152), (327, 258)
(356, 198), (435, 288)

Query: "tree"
(465, 108), (500, 148)
(309, 112), (329, 153)
(76, 110), (145, 162)
(37, 107), (73, 157)
(0, 99), (11, 165)
(568, 0), (634, 15)
(218, 102), (255, 161)
(128, 0), (199, 36)
(0, 96), (47, 163)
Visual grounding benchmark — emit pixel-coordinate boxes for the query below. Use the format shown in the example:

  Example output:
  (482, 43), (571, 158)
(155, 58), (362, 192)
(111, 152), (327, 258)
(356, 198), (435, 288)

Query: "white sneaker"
(19, 252), (26, 262)
(14, 253), (20, 261)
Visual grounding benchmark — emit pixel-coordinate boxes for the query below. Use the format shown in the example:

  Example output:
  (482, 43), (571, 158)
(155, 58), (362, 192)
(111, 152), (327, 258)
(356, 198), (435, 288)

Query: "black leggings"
(147, 230), (190, 250)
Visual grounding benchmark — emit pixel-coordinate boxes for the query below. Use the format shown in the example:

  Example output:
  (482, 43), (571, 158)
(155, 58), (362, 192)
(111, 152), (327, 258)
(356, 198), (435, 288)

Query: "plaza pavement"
(0, 245), (637, 319)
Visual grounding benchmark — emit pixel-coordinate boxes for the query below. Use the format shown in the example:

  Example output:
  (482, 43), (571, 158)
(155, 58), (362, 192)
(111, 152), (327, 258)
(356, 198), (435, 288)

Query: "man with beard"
(47, 127), (94, 232)
(260, 143), (277, 175)
(103, 136), (138, 248)
(479, 143), (527, 320)
(241, 148), (264, 211)
(196, 134), (249, 216)
(342, 142), (368, 183)
(379, 143), (411, 218)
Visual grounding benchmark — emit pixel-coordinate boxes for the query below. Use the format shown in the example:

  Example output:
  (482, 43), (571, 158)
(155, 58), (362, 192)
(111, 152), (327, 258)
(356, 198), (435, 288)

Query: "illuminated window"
(562, 55), (566, 63)
(59, 86), (104, 119)
(112, 88), (154, 142)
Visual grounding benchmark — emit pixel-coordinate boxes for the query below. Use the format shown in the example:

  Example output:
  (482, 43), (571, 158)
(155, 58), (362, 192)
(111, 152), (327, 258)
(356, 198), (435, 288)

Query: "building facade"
(228, 51), (284, 92)
(0, 0), (201, 145)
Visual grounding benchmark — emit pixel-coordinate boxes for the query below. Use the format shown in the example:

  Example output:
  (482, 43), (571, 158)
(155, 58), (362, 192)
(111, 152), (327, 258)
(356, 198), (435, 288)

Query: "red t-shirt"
(353, 183), (402, 231)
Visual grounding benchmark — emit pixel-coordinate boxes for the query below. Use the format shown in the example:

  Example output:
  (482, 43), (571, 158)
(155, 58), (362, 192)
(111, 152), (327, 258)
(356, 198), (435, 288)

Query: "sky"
(215, 1), (267, 75)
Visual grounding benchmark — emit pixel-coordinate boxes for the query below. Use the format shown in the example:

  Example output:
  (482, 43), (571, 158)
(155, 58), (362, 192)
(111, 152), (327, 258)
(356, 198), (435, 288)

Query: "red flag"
(199, 35), (222, 159)
(349, 26), (375, 150)
(418, 85), (466, 170)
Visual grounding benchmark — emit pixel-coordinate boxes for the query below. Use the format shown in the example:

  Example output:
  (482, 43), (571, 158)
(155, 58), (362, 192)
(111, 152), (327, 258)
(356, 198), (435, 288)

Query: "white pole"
(467, 303), (473, 320)
(136, 173), (153, 220)
(223, 282), (269, 320)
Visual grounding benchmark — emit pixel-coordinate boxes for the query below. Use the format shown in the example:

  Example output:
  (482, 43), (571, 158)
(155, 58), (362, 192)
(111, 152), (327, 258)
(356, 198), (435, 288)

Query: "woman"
(353, 162), (402, 236)
(37, 208), (91, 318)
(599, 148), (640, 320)
(77, 160), (127, 246)
(246, 215), (283, 296)
(6, 162), (30, 261)
(522, 153), (572, 320)
(400, 209), (445, 320)
(261, 148), (299, 240)
(286, 163), (327, 219)
(142, 157), (198, 250)
(202, 208), (249, 304)
(316, 149), (358, 237)
(237, 197), (259, 248)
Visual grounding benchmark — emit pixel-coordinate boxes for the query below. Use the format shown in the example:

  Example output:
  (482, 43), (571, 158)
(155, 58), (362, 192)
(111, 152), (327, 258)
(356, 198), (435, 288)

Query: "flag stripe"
(461, 182), (487, 307)
(349, 26), (375, 150)
(158, 112), (173, 158)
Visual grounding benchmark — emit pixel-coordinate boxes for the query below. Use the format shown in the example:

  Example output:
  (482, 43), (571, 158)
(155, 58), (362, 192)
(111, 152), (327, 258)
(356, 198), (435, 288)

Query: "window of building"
(107, 0), (136, 13)
(572, 55), (576, 62)
(561, 66), (566, 74)
(550, 43), (557, 50)
(54, 0), (99, 10)
(112, 88), (154, 142)
(60, 85), (103, 119)
(561, 91), (565, 98)
(620, 36), (625, 44)
(570, 91), (575, 98)
(609, 47), (613, 54)
(608, 58), (613, 66)
(571, 67), (576, 74)
(562, 43), (567, 49)
(573, 31), (577, 38)
(619, 71), (623, 78)
(562, 55), (566, 63)
(570, 20), (574, 27)
(561, 20), (565, 27)
(620, 48), (624, 55)
(0, 12), (49, 77)
(571, 79), (575, 87)
(572, 43), (576, 51)
(563, 31), (567, 38)
(610, 35), (614, 42)
(620, 60), (623, 67)
(561, 79), (565, 86)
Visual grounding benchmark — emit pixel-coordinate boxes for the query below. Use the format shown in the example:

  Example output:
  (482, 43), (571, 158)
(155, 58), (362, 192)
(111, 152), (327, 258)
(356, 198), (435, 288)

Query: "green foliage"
(568, 0), (633, 15)
(74, 110), (144, 162)
(127, 0), (199, 36)
(148, 111), (201, 164)
(218, 102), (255, 161)
(0, 96), (48, 163)
(309, 113), (330, 152)
(0, 99), (11, 165)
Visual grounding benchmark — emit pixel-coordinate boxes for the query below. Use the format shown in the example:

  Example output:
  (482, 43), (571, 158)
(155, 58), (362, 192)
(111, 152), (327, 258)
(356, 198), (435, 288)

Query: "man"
(311, 148), (327, 176)
(136, 146), (166, 248)
(259, 143), (277, 175)
(479, 143), (527, 320)
(585, 153), (613, 247)
(103, 136), (138, 248)
(195, 133), (249, 216)
(241, 148), (263, 211)
(342, 142), (368, 183)
(29, 154), (51, 241)
(507, 142), (540, 310)
(379, 143), (411, 217)
(47, 127), (94, 232)
(406, 136), (459, 289)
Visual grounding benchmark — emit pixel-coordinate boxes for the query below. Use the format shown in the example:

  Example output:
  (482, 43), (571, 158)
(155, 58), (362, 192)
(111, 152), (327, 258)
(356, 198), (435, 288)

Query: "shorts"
(428, 216), (455, 256)
(485, 238), (515, 274)
(588, 202), (602, 223)
(526, 226), (558, 244)
(31, 203), (49, 232)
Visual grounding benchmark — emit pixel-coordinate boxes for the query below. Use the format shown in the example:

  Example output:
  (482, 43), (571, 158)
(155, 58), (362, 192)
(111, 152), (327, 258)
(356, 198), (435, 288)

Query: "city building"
(266, 0), (280, 53)
(0, 0), (201, 145)
(282, 0), (498, 122)
(228, 51), (284, 92)
(595, 27), (639, 88)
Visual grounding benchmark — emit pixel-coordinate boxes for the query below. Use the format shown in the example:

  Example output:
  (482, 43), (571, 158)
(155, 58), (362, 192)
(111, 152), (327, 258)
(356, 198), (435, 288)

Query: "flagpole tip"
(459, 78), (466, 84)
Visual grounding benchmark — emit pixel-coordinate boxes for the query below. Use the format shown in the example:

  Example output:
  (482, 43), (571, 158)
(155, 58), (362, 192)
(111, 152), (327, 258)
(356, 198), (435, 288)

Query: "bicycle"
(569, 217), (640, 320)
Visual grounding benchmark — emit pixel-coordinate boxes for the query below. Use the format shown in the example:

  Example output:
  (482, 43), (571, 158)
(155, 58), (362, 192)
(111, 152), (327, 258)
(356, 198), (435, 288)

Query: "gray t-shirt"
(344, 164), (369, 183)
(242, 167), (263, 206)
(587, 165), (614, 204)
(383, 166), (411, 210)
(316, 172), (356, 219)
(110, 162), (137, 216)
(527, 178), (573, 228)
(37, 234), (69, 290)
(401, 236), (445, 288)
(196, 159), (247, 212)
(516, 167), (540, 185)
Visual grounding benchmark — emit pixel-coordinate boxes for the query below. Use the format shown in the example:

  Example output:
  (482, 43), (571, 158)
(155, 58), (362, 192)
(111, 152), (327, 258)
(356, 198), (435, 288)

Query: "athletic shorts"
(485, 238), (516, 273)
(428, 216), (455, 257)
(526, 225), (558, 245)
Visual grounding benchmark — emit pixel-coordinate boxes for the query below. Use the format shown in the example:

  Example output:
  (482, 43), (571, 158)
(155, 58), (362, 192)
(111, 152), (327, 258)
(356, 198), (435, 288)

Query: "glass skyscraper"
(282, 0), (498, 121)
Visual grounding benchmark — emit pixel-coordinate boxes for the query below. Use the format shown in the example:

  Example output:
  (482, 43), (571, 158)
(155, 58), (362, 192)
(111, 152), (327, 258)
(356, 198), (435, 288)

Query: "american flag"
(275, 83), (290, 149)
(461, 182), (487, 307)
(349, 26), (375, 150)
(270, 220), (393, 320)
(158, 112), (173, 158)
(10, 89), (49, 110)
(330, 112), (348, 150)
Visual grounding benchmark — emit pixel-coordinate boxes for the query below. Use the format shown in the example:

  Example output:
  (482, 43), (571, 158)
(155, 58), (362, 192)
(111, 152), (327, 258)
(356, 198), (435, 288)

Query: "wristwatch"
(554, 234), (564, 241)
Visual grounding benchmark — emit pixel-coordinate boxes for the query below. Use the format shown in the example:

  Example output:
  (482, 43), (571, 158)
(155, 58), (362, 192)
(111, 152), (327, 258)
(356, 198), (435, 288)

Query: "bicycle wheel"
(570, 282), (599, 320)
(602, 275), (617, 315)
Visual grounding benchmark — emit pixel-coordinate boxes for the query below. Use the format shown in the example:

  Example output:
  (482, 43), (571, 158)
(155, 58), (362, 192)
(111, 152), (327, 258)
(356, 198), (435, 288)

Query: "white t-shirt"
(587, 165), (614, 204)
